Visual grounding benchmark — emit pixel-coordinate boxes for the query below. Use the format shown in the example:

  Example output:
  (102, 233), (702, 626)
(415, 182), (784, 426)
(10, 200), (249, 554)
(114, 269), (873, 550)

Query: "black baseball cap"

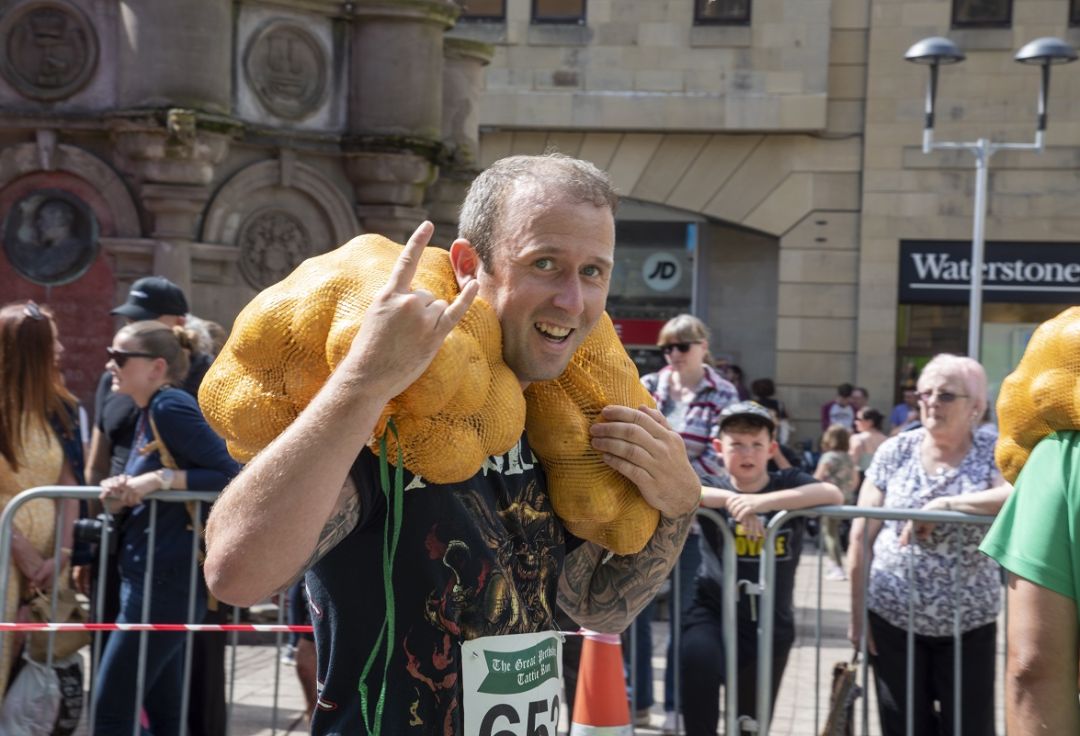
(111, 276), (189, 320)
(719, 401), (776, 433)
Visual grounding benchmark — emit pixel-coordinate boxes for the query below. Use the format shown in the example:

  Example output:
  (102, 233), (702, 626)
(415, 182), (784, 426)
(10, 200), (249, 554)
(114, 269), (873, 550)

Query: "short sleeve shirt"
(865, 428), (1000, 636)
(981, 432), (1080, 631)
(307, 436), (565, 735)
(817, 450), (857, 499)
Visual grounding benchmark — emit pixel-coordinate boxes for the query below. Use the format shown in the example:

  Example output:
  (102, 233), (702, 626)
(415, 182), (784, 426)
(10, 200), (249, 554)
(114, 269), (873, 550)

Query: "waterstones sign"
(900, 240), (1080, 304)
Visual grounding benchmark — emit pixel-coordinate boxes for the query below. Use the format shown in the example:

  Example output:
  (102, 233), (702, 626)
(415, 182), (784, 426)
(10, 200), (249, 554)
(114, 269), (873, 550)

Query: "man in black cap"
(84, 275), (224, 736)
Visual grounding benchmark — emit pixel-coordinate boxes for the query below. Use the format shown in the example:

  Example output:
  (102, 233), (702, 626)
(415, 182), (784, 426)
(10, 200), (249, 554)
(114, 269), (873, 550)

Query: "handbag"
(0, 653), (83, 736)
(820, 651), (861, 736)
(26, 585), (91, 662)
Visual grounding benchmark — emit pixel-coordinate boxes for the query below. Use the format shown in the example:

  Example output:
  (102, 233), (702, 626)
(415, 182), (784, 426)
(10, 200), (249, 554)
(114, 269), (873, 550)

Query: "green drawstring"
(358, 419), (405, 736)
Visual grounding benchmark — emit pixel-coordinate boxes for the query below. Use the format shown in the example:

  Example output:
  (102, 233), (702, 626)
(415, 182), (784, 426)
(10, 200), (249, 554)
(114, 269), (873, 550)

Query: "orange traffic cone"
(570, 630), (633, 735)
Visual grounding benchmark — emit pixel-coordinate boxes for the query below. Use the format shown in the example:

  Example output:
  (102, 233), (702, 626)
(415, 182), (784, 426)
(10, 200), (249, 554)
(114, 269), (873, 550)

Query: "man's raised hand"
(344, 221), (479, 403)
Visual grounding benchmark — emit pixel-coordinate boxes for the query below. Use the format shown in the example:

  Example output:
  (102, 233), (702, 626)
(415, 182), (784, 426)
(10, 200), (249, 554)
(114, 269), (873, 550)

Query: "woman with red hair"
(0, 300), (81, 696)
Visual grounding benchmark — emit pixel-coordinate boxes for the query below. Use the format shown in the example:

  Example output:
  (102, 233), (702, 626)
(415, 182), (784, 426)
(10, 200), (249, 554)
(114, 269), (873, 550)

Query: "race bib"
(462, 631), (563, 736)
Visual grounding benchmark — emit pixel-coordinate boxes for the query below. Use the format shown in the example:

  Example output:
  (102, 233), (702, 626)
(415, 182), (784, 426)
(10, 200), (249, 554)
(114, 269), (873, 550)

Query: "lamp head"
(905, 36), (965, 66)
(1015, 37), (1078, 66)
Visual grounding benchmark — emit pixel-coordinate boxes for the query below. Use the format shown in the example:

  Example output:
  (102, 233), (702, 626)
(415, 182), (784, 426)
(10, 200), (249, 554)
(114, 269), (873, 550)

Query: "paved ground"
(72, 537), (1006, 734)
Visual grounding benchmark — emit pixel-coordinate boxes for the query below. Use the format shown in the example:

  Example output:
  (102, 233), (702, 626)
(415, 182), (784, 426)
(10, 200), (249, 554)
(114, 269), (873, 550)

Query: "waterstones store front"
(897, 240), (1080, 411)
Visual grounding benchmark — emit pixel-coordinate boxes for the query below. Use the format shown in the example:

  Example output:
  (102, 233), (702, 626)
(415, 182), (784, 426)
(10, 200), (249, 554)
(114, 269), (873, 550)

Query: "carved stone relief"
(2, 188), (99, 285)
(236, 208), (313, 289)
(0, 1), (99, 101)
(243, 21), (327, 120)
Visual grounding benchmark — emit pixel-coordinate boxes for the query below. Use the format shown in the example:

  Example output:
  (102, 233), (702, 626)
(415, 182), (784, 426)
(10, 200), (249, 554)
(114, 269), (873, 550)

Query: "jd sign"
(642, 252), (681, 292)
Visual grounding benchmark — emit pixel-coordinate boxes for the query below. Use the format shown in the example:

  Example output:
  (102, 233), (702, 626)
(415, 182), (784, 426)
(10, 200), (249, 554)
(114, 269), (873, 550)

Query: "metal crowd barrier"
(0, 485), (306, 736)
(756, 505), (998, 736)
(2, 489), (1007, 736)
(628, 508), (741, 736)
(628, 504), (1002, 736)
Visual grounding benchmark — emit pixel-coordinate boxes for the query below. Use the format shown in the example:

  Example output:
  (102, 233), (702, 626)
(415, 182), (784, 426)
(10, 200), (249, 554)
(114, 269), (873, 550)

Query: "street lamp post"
(904, 36), (1077, 360)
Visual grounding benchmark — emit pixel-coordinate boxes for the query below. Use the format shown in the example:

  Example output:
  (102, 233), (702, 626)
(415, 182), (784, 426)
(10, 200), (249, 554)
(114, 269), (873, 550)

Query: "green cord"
(359, 419), (405, 735)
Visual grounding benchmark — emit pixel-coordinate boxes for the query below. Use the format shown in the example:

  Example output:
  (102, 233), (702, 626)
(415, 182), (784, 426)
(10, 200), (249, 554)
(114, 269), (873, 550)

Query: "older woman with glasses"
(628, 314), (738, 732)
(93, 320), (239, 736)
(847, 354), (1012, 736)
(0, 301), (82, 697)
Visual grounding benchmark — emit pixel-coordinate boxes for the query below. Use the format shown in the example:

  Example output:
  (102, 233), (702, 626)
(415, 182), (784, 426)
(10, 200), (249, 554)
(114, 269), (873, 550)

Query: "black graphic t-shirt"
(307, 435), (565, 735)
(697, 468), (814, 646)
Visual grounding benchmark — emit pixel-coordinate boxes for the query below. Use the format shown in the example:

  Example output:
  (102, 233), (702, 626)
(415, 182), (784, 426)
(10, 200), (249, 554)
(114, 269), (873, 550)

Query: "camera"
(73, 513), (119, 556)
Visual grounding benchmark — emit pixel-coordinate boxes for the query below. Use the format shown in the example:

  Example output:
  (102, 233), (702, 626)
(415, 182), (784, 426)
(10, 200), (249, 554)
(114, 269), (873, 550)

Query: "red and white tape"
(0, 623), (597, 636)
(0, 622), (313, 633)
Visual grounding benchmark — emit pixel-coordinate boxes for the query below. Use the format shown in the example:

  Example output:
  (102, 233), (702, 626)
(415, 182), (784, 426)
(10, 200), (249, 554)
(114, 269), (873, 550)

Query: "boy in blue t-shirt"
(683, 401), (842, 735)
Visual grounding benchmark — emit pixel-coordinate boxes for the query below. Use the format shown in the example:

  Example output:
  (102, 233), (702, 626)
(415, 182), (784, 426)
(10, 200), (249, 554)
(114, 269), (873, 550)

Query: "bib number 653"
(478, 695), (560, 736)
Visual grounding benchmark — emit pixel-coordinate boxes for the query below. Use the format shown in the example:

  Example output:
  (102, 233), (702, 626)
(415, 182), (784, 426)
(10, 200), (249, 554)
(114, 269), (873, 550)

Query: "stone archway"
(202, 156), (359, 296)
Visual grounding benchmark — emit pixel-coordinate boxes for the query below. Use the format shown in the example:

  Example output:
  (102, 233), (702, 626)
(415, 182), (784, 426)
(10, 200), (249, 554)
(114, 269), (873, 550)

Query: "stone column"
(425, 36), (494, 248)
(115, 1), (232, 114)
(110, 110), (232, 295)
(344, 0), (459, 241)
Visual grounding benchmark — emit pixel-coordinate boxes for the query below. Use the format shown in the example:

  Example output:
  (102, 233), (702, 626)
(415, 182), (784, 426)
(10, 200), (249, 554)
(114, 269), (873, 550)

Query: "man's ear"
(711, 438), (723, 453)
(449, 238), (481, 288)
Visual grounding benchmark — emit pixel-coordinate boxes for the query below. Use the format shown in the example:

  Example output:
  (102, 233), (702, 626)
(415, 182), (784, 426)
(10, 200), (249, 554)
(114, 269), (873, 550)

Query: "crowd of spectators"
(0, 289), (1050, 736)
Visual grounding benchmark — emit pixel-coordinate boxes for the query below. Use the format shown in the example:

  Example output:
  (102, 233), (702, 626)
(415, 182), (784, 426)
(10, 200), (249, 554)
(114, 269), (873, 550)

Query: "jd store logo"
(642, 252), (681, 292)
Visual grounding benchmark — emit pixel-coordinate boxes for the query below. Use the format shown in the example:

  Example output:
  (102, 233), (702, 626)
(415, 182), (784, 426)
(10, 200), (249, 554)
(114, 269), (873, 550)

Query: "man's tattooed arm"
(280, 475), (361, 591)
(557, 511), (695, 633)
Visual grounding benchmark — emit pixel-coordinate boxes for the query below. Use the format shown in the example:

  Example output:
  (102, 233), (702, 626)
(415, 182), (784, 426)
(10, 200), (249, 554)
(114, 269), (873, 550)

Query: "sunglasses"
(660, 341), (701, 355)
(917, 390), (968, 404)
(106, 347), (158, 368)
(23, 301), (44, 320)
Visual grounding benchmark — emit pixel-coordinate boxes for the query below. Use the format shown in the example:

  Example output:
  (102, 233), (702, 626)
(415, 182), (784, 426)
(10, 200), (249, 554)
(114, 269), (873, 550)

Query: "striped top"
(641, 364), (739, 481)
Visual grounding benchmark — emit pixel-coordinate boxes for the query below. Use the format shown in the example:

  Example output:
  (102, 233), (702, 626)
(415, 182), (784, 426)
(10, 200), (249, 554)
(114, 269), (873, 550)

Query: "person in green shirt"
(980, 431), (1080, 735)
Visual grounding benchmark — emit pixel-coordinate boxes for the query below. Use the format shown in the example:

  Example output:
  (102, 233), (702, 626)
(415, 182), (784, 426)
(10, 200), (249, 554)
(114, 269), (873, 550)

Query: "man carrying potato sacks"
(200, 154), (703, 735)
(980, 306), (1080, 735)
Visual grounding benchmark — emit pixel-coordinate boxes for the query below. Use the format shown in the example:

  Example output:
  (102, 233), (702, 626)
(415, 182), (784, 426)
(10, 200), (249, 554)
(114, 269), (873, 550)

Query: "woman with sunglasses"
(0, 300), (83, 697)
(629, 314), (738, 732)
(847, 354), (1013, 736)
(93, 320), (239, 736)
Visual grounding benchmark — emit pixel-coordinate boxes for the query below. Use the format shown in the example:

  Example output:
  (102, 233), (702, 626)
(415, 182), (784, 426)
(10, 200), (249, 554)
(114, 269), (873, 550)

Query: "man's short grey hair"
(458, 153), (618, 271)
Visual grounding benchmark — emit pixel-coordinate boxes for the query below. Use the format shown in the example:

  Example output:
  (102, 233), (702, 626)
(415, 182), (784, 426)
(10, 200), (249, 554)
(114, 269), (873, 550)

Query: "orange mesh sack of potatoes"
(199, 234), (661, 553)
(198, 234), (526, 484)
(995, 306), (1080, 483)
(525, 313), (660, 555)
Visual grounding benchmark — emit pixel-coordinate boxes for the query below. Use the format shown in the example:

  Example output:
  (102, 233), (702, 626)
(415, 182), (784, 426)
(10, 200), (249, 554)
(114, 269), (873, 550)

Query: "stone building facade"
(2, 0), (1078, 439)
(0, 0), (491, 406)
(457, 0), (1080, 439)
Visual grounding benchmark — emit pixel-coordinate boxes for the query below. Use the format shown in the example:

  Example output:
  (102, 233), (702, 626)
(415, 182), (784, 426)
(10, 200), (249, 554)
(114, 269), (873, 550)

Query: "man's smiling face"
(476, 188), (615, 387)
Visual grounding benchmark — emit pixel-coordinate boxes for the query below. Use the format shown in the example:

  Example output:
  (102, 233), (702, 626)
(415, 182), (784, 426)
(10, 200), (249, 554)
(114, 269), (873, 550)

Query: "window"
(951, 0), (1012, 28)
(532, 0), (585, 24)
(1071, 0), (1080, 25)
(694, 0), (751, 25)
(458, 0), (505, 21)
